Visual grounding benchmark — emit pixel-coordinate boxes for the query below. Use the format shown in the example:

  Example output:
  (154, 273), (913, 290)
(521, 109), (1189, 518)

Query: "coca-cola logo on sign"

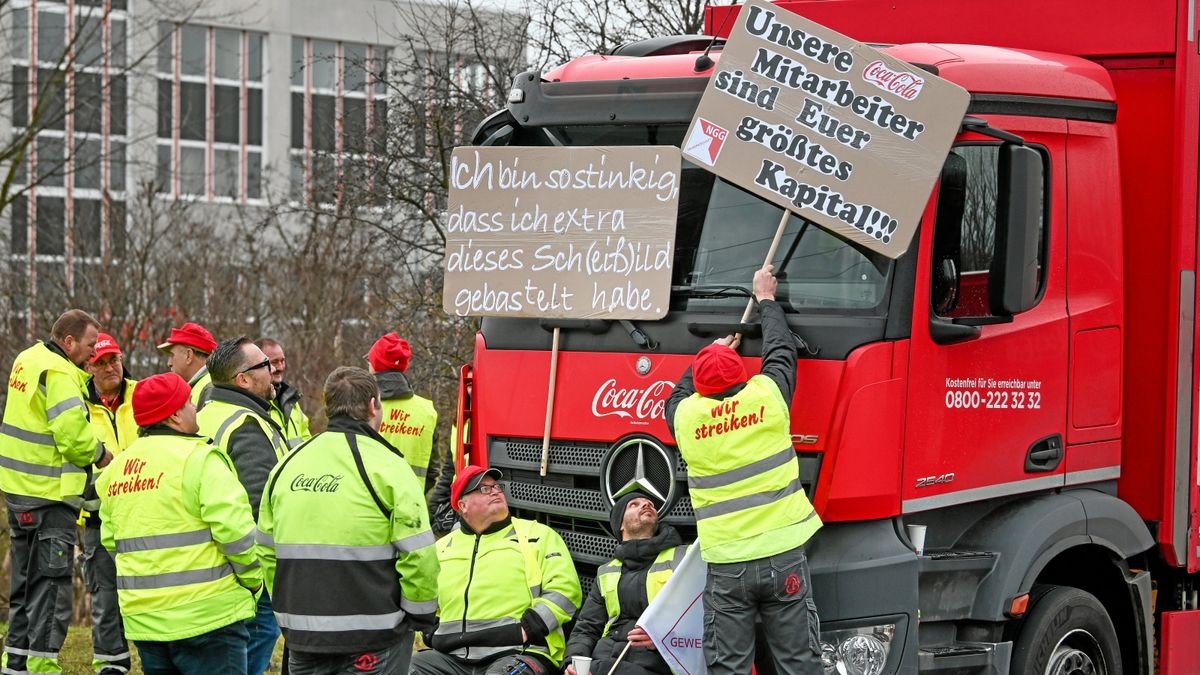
(591, 378), (675, 421)
(861, 60), (924, 102)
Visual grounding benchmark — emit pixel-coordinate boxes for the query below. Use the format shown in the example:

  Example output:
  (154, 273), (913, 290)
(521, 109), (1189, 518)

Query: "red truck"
(456, 1), (1200, 672)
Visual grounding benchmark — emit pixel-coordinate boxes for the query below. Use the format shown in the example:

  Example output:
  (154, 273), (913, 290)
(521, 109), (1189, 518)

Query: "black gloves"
(520, 608), (550, 643)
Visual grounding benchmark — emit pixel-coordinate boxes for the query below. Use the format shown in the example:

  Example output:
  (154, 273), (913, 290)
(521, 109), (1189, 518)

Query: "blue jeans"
(247, 590), (281, 675)
(136, 621), (249, 675)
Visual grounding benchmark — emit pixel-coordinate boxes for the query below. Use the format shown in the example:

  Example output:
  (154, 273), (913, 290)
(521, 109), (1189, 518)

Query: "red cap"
(91, 333), (122, 364)
(157, 322), (216, 355)
(450, 466), (503, 511)
(368, 333), (412, 373)
(692, 343), (748, 396)
(132, 372), (192, 427)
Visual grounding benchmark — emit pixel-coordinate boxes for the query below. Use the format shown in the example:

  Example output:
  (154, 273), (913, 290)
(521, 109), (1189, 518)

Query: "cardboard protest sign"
(683, 0), (970, 258)
(443, 146), (681, 319)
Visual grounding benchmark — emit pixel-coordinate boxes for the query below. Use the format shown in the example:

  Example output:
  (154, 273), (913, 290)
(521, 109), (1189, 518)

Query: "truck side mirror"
(931, 153), (967, 315)
(989, 144), (1042, 315)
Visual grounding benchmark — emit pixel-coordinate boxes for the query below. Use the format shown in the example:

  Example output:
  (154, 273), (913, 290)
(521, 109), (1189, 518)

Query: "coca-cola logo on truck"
(861, 60), (924, 101)
(591, 378), (675, 421)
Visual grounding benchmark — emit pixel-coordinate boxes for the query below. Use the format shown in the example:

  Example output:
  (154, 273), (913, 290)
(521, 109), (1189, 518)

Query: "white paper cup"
(572, 655), (593, 675)
(906, 524), (927, 555)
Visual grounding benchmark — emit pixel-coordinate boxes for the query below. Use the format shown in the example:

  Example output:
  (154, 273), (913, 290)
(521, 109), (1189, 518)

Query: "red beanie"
(692, 343), (748, 396)
(368, 333), (412, 373)
(132, 372), (192, 427)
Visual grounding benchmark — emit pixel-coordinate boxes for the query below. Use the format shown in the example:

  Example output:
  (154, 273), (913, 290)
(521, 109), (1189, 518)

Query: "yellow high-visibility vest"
(379, 395), (438, 479)
(1, 342), (100, 503)
(673, 375), (821, 564)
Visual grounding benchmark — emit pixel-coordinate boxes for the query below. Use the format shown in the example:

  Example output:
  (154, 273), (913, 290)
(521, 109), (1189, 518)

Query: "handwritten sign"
(443, 146), (681, 319)
(683, 0), (970, 258)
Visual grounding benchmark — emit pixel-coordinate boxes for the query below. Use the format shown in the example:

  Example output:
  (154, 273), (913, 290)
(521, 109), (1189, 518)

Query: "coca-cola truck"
(454, 0), (1200, 672)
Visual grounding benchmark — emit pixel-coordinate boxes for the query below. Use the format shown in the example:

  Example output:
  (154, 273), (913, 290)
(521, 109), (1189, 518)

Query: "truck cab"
(456, 2), (1200, 673)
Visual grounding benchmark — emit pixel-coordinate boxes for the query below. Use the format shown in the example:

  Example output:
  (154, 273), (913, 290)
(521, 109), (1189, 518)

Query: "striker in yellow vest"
(375, 371), (438, 484)
(97, 428), (262, 641)
(432, 518), (581, 665)
(1, 341), (104, 504)
(596, 545), (687, 635)
(258, 414), (440, 653)
(672, 374), (821, 564)
(87, 378), (138, 454)
(197, 386), (289, 520)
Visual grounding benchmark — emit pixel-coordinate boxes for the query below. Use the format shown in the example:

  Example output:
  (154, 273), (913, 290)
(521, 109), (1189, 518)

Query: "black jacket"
(664, 299), (797, 434)
(205, 384), (285, 520)
(564, 526), (684, 674)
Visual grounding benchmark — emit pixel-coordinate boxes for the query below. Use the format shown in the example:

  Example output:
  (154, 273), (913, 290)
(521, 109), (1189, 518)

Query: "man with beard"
(198, 336), (290, 675)
(1, 309), (113, 675)
(564, 492), (686, 675)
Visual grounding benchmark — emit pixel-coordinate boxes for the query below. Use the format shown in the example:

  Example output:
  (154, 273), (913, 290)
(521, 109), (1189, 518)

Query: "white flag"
(638, 541), (708, 675)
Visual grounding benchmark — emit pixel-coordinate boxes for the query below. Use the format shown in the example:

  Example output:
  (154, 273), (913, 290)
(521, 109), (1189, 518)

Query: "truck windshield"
(513, 122), (894, 314)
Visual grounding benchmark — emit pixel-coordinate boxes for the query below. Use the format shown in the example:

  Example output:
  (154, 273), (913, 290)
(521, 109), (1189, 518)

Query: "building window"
(290, 37), (389, 205)
(156, 23), (264, 202)
(9, 0), (128, 266)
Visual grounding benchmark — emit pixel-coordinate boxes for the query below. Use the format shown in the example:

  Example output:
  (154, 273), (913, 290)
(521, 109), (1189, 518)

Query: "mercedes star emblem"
(600, 436), (676, 515)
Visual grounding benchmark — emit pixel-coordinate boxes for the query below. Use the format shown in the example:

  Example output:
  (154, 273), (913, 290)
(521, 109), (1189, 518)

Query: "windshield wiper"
(671, 285), (754, 299)
(538, 317), (657, 351)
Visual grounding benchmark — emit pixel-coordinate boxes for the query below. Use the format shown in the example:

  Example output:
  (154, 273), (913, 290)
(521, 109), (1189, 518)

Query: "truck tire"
(1010, 585), (1122, 675)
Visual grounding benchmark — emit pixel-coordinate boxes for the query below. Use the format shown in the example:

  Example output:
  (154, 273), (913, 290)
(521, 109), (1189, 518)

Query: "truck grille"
(490, 437), (695, 568)
(490, 436), (820, 579)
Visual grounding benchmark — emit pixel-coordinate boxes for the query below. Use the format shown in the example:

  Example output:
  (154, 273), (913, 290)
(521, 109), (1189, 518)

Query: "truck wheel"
(1010, 585), (1122, 675)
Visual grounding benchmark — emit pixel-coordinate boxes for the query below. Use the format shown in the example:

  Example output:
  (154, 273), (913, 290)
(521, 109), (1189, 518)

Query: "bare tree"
(525, 0), (708, 69)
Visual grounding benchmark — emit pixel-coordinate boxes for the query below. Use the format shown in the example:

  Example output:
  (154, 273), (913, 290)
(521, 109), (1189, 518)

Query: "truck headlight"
(820, 623), (894, 675)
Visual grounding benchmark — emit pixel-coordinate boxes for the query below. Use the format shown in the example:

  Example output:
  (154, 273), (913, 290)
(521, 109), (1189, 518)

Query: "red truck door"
(902, 124), (1069, 515)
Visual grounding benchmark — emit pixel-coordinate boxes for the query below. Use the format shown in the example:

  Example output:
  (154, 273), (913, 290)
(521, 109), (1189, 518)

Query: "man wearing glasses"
(82, 333), (137, 675)
(411, 466), (581, 675)
(198, 336), (290, 675)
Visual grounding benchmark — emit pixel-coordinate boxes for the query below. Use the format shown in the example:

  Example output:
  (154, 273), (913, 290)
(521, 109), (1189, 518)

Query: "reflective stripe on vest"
(199, 401), (288, 461)
(1, 343), (96, 501)
(378, 396), (437, 477)
(673, 375), (821, 563)
(597, 545), (686, 636)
